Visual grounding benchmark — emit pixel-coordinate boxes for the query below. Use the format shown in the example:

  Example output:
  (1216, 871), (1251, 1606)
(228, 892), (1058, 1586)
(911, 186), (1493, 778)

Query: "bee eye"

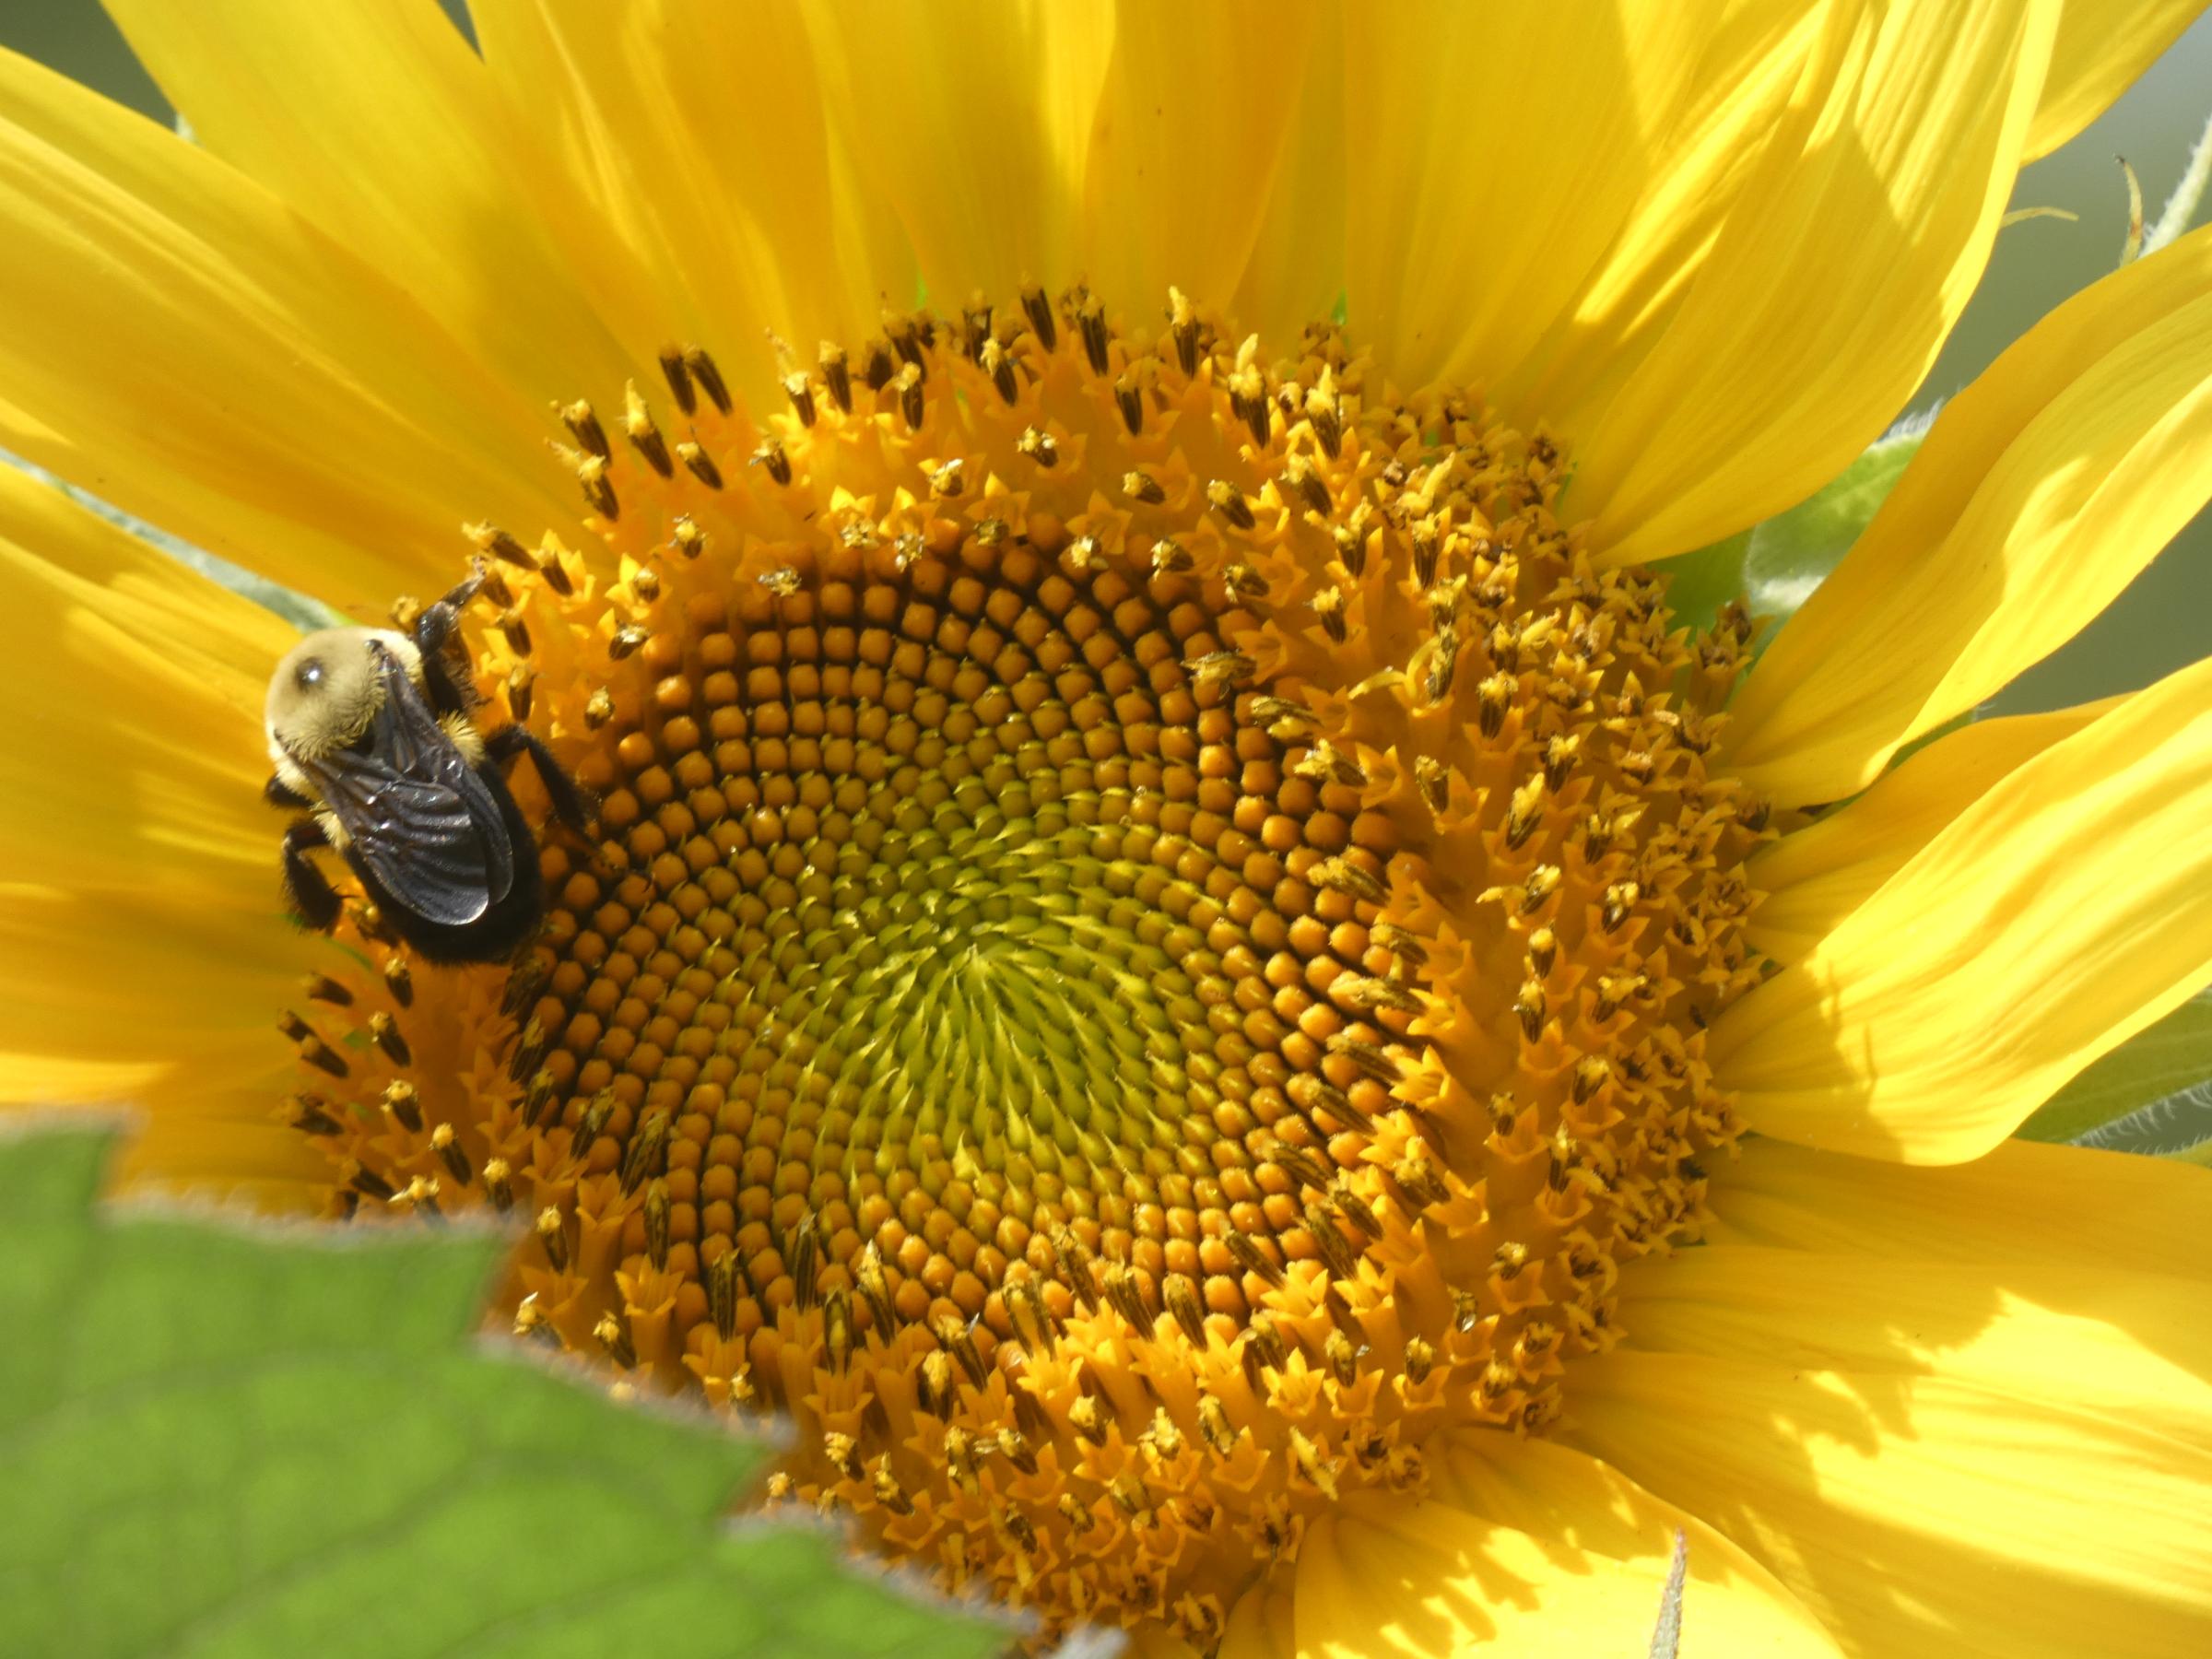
(294, 658), (324, 692)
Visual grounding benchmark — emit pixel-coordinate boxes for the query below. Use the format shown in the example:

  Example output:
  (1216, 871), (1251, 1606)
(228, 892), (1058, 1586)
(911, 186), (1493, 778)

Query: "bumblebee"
(263, 564), (594, 963)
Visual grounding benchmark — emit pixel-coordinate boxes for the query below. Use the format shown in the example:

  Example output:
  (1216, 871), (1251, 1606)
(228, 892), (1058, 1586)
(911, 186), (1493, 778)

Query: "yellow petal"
(1341, 6), (1723, 395)
(1508, 3), (1824, 428)
(1726, 223), (2212, 804)
(1747, 697), (2119, 963)
(1618, 1244), (2212, 1441)
(1712, 1132), (2212, 1278)
(1292, 1451), (1837, 1658)
(1713, 652), (2212, 1162)
(104, 0), (638, 405)
(1218, 1575), (1296, 1659)
(1227, 3), (1346, 347)
(806, 1), (1321, 329)
(1579, 0), (2057, 567)
(2028, 0), (2207, 159)
(1076, 2), (1325, 333)
(1573, 1145), (2212, 1655)
(465, 0), (912, 402)
(0, 46), (584, 609)
(0, 474), (322, 1199)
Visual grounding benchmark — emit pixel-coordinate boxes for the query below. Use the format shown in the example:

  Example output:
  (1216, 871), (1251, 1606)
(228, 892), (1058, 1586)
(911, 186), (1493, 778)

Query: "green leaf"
(2016, 988), (2212, 1147)
(0, 1125), (1004, 1659)
(1661, 429), (1925, 636)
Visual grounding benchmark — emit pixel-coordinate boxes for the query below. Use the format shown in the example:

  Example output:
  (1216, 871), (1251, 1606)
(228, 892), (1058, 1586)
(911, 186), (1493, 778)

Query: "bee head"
(266, 628), (397, 759)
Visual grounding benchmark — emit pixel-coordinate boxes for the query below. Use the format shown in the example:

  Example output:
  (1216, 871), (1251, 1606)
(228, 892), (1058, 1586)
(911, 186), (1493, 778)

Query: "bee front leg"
(265, 773), (312, 810)
(486, 724), (598, 838)
(280, 817), (345, 933)
(412, 563), (490, 661)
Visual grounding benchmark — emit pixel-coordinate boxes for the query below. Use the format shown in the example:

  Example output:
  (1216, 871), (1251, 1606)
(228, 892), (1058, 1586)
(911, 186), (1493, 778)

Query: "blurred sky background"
(3, 0), (2206, 716)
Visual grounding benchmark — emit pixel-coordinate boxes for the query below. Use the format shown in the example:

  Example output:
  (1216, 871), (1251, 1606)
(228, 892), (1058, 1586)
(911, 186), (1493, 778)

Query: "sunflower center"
(276, 286), (1766, 1645)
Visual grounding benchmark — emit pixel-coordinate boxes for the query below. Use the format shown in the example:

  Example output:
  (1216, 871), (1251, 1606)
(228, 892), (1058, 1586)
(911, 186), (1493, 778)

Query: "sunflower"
(6, 1), (2212, 1653)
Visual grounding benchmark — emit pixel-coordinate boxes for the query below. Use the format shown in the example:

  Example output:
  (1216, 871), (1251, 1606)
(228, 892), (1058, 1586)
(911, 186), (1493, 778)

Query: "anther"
(1076, 291), (1111, 374)
(483, 1158), (514, 1213)
(997, 1428), (1040, 1476)
(1594, 880), (1639, 934)
(512, 1293), (559, 1347)
(466, 523), (535, 571)
(1313, 585), (1347, 642)
(1505, 775), (1547, 852)
(1223, 561), (1267, 600)
(1052, 1227), (1102, 1313)
(894, 363), (924, 429)
(1301, 1200), (1360, 1280)
(657, 346), (696, 414)
(916, 1349), (957, 1418)
(818, 342), (853, 413)
(1515, 979), (1547, 1041)
(935, 1314), (989, 1387)
(498, 605), (532, 656)
(380, 1078), (423, 1134)
(1310, 857), (1385, 903)
(1162, 1274), (1207, 1347)
(535, 543), (575, 596)
(1304, 383), (1343, 457)
(1104, 1261), (1153, 1333)
(630, 567), (661, 606)
(1288, 1073), (1375, 1136)
(671, 519), (708, 564)
(1114, 372), (1144, 435)
(623, 382), (673, 477)
(503, 665), (535, 724)
(1197, 1394), (1239, 1456)
(1324, 1329), (1363, 1386)
(288, 1094), (341, 1136)
(860, 338), (895, 392)
(594, 1312), (637, 1370)
(367, 1009), (410, 1066)
(609, 625), (648, 661)
(982, 338), (1019, 404)
(682, 346), (731, 413)
(342, 1159), (394, 1202)
(1283, 454), (1331, 516)
(1123, 468), (1166, 506)
(789, 1209), (821, 1312)
(927, 458), (965, 499)
(824, 1286), (855, 1374)
(1520, 865), (1563, 915)
(677, 441), (723, 488)
(1371, 922), (1429, 966)
(1020, 281), (1057, 351)
(1333, 521), (1368, 578)
(1225, 1230), (1285, 1288)
(1572, 1055), (1613, 1106)
(1149, 538), (1193, 577)
(1167, 288), (1201, 377)
(1416, 756), (1451, 814)
(1016, 426), (1059, 467)
(576, 454), (618, 518)
(1184, 651), (1256, 693)
(871, 1466), (913, 1517)
(1477, 673), (1515, 738)
(643, 1178), (671, 1269)
(301, 971), (352, 1006)
(584, 689), (615, 729)
(1206, 479), (1255, 531)
(1332, 975), (1421, 1018)
(574, 1088), (615, 1151)
(535, 1206), (571, 1272)
(620, 1108), (669, 1194)
(782, 371), (818, 429)
(1404, 1335), (1436, 1384)
(557, 398), (609, 459)
(824, 1431), (863, 1482)
(706, 1247), (740, 1339)
(1288, 1428), (1339, 1500)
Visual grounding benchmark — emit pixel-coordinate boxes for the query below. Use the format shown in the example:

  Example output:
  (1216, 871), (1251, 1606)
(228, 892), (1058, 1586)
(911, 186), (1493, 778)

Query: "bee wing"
(303, 655), (515, 926)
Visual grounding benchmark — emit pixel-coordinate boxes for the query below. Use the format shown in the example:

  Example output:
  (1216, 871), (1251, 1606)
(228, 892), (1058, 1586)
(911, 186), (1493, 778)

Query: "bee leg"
(280, 817), (345, 933)
(265, 772), (312, 810)
(410, 566), (494, 716)
(487, 724), (599, 838)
